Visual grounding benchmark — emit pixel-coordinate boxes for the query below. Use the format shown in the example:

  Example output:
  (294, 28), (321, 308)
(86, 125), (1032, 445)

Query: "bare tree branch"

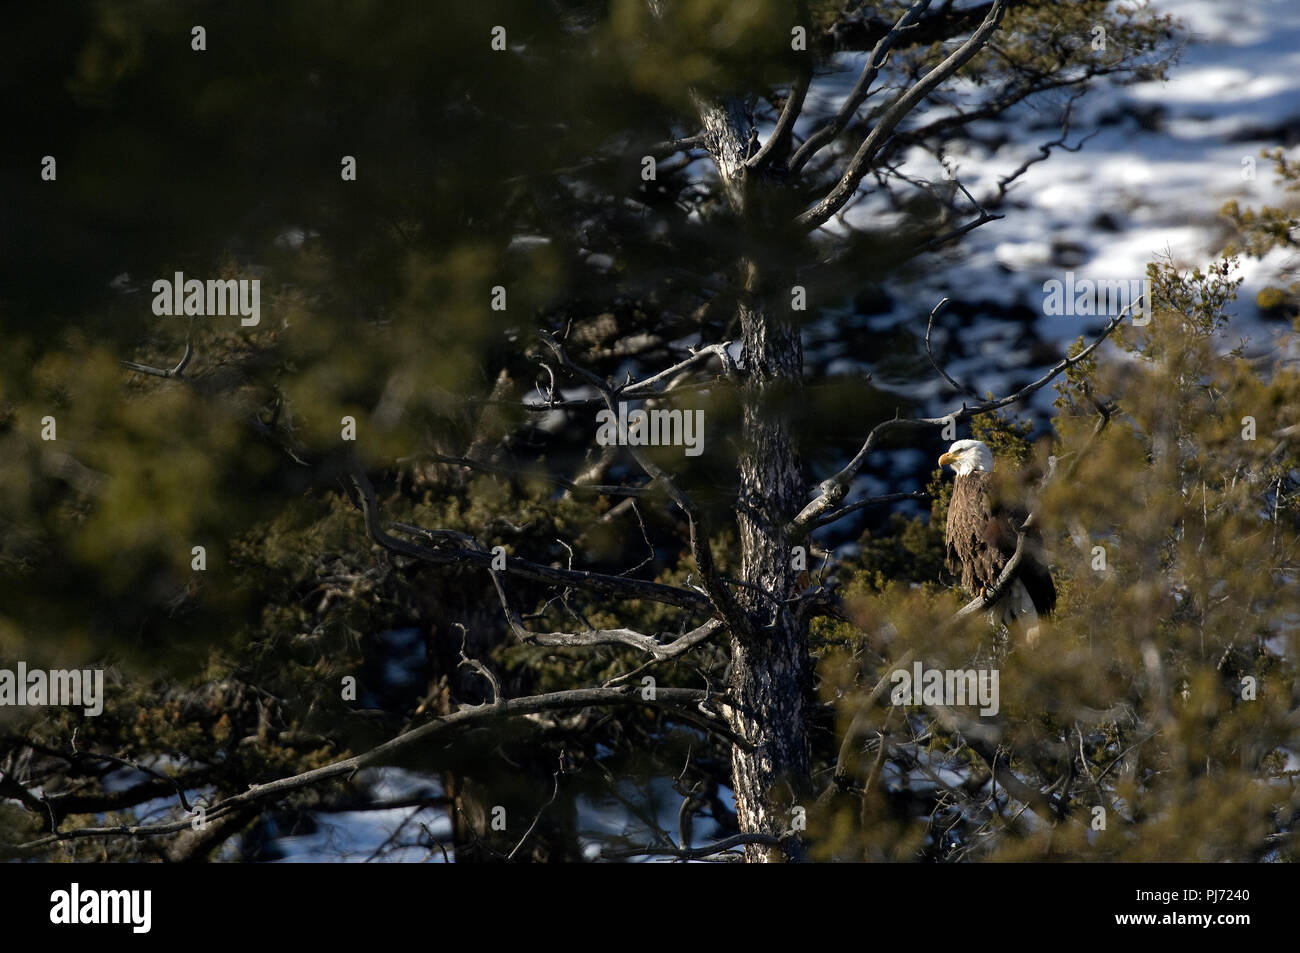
(795, 0), (1011, 231)
(987, 91), (1098, 205)
(819, 2), (998, 55)
(525, 340), (735, 412)
(488, 570), (724, 660)
(911, 207), (1005, 255)
(789, 301), (1131, 535)
(456, 623), (502, 704)
(507, 760), (562, 861)
(924, 296), (980, 400)
(789, 0), (932, 177)
(747, 58), (814, 173)
(121, 322), (195, 380)
(807, 491), (931, 531)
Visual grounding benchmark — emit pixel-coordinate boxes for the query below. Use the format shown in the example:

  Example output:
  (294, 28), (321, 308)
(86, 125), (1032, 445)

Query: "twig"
(789, 0), (932, 176)
(455, 624), (501, 704)
(796, 0), (1011, 230)
(121, 322), (195, 380)
(789, 299), (1133, 535)
(507, 759), (562, 861)
(488, 569), (724, 660)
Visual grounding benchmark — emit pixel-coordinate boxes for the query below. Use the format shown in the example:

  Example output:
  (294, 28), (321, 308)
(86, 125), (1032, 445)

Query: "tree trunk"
(692, 93), (812, 860)
(725, 259), (811, 862)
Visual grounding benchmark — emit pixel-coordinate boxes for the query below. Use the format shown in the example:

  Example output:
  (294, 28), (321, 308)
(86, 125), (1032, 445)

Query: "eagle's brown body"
(944, 470), (1056, 618)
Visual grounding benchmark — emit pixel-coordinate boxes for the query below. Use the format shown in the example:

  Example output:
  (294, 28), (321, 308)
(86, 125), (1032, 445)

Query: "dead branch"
(789, 0), (932, 176)
(789, 300), (1132, 536)
(488, 570), (724, 660)
(796, 0), (1011, 230)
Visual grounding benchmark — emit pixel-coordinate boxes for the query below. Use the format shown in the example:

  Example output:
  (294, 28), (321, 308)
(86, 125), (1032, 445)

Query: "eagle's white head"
(938, 439), (994, 476)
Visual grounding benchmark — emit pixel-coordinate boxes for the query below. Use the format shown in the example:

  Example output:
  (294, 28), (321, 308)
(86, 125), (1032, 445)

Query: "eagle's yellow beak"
(938, 451), (957, 467)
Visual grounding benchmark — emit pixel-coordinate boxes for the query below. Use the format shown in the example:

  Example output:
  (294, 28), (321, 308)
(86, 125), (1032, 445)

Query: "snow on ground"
(808, 0), (1300, 413)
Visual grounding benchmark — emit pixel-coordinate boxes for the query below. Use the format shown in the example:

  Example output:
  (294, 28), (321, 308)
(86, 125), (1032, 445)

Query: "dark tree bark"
(728, 272), (812, 862)
(693, 93), (813, 861)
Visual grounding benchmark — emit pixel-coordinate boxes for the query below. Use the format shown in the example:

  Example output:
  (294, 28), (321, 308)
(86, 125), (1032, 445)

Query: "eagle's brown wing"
(944, 471), (1055, 615)
(945, 471), (1008, 596)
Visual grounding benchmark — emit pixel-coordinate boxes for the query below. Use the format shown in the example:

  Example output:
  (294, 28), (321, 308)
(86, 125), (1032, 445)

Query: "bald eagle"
(938, 439), (1055, 643)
